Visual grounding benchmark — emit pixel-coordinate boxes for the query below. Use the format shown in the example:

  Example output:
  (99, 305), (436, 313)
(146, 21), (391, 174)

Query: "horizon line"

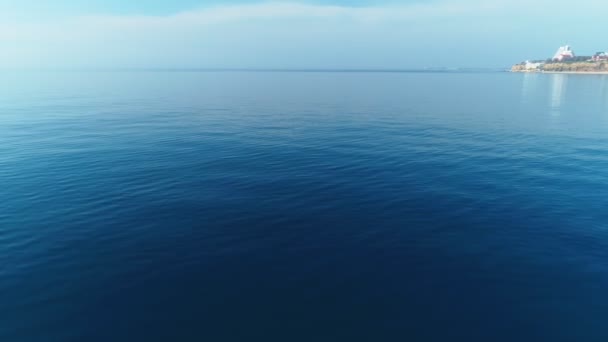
(0, 67), (508, 73)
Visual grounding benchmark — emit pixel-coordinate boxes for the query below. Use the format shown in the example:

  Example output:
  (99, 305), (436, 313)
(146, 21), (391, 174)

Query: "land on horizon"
(512, 45), (608, 74)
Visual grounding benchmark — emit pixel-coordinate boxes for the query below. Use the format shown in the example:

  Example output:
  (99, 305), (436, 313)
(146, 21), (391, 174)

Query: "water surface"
(1, 71), (608, 341)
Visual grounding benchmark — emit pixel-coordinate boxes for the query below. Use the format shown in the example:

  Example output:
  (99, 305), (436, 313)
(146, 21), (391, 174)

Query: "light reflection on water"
(550, 73), (567, 115)
(520, 72), (539, 104)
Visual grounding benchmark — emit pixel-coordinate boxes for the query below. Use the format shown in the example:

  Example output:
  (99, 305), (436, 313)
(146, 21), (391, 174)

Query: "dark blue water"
(1, 71), (608, 341)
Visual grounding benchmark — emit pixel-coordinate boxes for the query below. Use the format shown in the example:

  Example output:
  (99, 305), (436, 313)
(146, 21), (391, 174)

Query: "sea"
(1, 70), (607, 341)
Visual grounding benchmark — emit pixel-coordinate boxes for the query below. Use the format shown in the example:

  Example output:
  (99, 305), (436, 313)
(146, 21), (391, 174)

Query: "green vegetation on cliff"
(511, 61), (608, 73)
(511, 64), (527, 72)
(542, 62), (608, 72)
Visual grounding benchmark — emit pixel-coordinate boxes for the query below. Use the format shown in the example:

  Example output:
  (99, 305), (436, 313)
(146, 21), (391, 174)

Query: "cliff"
(542, 62), (608, 72)
(511, 61), (608, 73)
(510, 64), (528, 72)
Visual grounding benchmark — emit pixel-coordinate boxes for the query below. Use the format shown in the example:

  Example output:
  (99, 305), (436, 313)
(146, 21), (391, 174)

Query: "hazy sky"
(1, 0), (605, 69)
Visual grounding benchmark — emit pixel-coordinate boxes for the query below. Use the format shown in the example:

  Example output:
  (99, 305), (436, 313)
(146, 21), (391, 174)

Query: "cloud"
(0, 1), (606, 68)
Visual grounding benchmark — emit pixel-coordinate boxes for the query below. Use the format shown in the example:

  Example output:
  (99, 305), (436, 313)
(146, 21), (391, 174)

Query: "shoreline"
(541, 71), (608, 75)
(511, 70), (608, 75)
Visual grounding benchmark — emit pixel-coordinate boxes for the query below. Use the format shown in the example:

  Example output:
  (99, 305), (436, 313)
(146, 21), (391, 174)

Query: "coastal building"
(592, 52), (608, 61)
(524, 60), (543, 71)
(552, 45), (575, 61)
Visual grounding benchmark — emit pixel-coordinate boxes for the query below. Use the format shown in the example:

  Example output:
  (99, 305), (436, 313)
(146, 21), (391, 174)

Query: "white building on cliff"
(592, 51), (608, 61)
(553, 45), (575, 61)
(524, 60), (543, 70)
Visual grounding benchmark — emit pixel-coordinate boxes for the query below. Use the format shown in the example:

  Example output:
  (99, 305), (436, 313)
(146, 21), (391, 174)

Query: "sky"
(0, 0), (606, 69)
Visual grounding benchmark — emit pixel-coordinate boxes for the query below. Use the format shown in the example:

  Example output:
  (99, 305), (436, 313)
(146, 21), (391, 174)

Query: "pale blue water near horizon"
(1, 71), (608, 341)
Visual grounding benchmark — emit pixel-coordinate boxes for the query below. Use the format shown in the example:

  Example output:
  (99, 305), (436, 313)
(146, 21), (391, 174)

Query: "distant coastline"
(511, 62), (608, 74)
(511, 45), (608, 75)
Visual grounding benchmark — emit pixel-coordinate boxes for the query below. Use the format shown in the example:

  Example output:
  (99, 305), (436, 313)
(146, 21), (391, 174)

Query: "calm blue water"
(1, 71), (608, 341)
